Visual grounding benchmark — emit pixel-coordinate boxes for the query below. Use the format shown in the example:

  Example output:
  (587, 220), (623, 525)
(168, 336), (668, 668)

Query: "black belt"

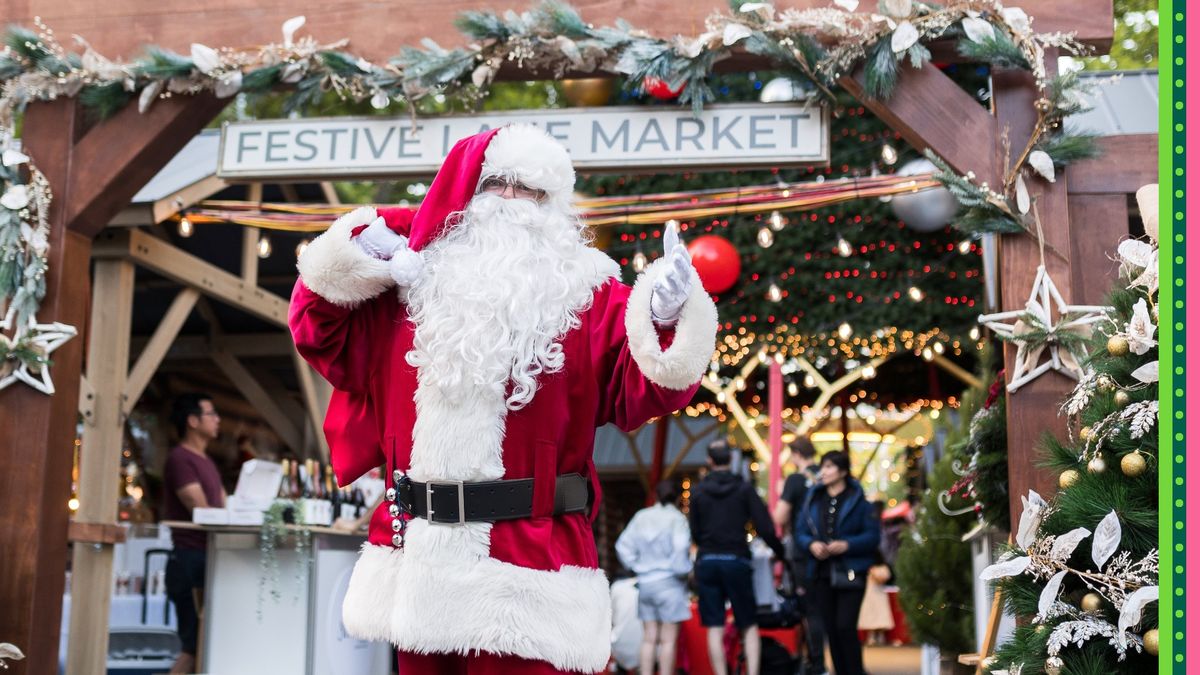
(390, 473), (590, 525)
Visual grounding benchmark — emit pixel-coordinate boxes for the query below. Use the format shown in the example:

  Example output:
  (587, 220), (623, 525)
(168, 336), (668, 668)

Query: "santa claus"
(290, 124), (717, 673)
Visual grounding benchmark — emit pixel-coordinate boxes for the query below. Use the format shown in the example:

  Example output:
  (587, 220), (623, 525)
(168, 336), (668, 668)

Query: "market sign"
(217, 103), (828, 179)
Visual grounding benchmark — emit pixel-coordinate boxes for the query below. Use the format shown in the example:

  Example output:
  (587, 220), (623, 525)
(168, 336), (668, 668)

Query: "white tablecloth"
(58, 594), (177, 672)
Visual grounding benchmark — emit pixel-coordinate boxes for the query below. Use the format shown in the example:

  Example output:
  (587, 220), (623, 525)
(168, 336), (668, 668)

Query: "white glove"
(650, 223), (694, 327)
(355, 216), (407, 260)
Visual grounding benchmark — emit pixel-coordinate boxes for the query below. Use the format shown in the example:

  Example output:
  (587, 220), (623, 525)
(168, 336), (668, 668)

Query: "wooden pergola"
(0, 2), (1156, 674)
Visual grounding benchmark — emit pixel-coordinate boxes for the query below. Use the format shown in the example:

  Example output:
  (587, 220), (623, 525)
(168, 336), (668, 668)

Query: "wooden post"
(0, 99), (90, 675)
(0, 92), (225, 675)
(66, 258), (135, 675)
(767, 360), (783, 511)
(993, 60), (1076, 520)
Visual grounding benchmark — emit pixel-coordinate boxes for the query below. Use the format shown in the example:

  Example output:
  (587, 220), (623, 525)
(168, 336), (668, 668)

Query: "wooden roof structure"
(0, 3), (1159, 674)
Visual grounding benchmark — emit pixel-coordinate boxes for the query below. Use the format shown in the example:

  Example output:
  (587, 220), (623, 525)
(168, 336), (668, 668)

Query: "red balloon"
(643, 76), (685, 100)
(686, 235), (741, 294)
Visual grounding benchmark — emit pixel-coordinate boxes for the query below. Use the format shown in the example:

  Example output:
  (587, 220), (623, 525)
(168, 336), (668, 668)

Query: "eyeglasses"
(199, 411), (220, 418)
(478, 177), (547, 202)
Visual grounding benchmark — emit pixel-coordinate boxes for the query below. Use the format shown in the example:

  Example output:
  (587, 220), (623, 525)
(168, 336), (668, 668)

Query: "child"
(857, 551), (894, 646)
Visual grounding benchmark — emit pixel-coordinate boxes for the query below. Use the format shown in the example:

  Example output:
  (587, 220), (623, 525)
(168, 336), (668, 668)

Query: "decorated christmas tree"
(982, 186), (1160, 675)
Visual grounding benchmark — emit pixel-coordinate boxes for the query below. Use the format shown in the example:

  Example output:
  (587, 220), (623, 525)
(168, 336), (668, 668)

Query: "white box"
(192, 508), (230, 525)
(228, 510), (265, 526)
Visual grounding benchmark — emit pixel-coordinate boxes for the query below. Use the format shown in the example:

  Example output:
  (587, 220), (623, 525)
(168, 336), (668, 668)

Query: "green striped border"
(1160, 1), (1182, 672)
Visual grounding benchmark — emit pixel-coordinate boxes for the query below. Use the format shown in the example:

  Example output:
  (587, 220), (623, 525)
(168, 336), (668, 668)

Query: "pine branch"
(78, 81), (132, 119)
(241, 65), (281, 94)
(531, 0), (591, 39)
(863, 39), (898, 100)
(319, 51), (366, 77)
(135, 47), (194, 79)
(1038, 131), (1102, 166)
(454, 10), (512, 42)
(955, 31), (1030, 70)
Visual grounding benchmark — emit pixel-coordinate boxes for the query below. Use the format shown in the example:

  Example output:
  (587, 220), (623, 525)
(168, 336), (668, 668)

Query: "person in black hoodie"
(689, 440), (786, 675)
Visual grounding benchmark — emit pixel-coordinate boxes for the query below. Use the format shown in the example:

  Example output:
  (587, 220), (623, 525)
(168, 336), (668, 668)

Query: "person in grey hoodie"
(689, 441), (786, 675)
(616, 479), (693, 675)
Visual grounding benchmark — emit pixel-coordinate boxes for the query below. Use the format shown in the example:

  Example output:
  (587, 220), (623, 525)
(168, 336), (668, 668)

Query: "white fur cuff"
(625, 258), (718, 390)
(296, 206), (393, 308)
(343, 543), (613, 672)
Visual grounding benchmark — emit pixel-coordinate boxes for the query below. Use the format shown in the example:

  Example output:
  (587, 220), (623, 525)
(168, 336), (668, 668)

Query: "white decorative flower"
(722, 23), (754, 47)
(1015, 174), (1031, 214)
(1038, 570), (1069, 618)
(834, 0), (859, 10)
(879, 0), (913, 20)
(214, 71), (243, 98)
(1125, 299), (1157, 355)
(1, 149), (29, 166)
(281, 16), (306, 47)
(1131, 361), (1158, 384)
(1015, 489), (1047, 549)
(1001, 7), (1032, 34)
(190, 43), (222, 75)
(980, 555), (1032, 580)
(137, 80), (164, 114)
(1028, 150), (1056, 182)
(738, 2), (774, 21)
(370, 90), (391, 110)
(891, 21), (919, 52)
(1117, 586), (1160, 648)
(962, 16), (996, 43)
(1091, 510), (1122, 570)
(1, 184), (29, 211)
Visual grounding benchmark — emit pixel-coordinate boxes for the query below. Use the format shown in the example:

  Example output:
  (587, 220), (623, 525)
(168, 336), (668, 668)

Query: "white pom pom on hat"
(480, 124), (576, 199)
(389, 246), (424, 287)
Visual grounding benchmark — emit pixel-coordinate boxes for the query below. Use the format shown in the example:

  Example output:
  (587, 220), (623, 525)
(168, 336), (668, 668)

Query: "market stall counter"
(163, 521), (389, 675)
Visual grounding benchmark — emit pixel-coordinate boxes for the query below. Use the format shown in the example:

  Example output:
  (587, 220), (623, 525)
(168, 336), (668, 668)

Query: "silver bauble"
(890, 158), (960, 232)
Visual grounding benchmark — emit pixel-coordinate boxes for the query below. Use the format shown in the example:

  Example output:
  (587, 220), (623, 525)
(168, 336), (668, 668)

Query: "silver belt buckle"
(426, 480), (466, 525)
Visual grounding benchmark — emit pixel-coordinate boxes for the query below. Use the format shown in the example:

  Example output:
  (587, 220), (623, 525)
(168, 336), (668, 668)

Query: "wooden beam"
(108, 174), (229, 227)
(0, 0), (1113, 66)
(840, 62), (1001, 186)
(132, 333), (296, 361)
(0, 98), (90, 675)
(993, 60), (1076, 523)
(931, 354), (984, 390)
(291, 348), (331, 462)
(210, 348), (304, 452)
(1067, 134), (1159, 194)
(64, 92), (229, 237)
(67, 258), (135, 675)
(1068, 194), (1129, 305)
(123, 287), (200, 414)
(92, 228), (289, 327)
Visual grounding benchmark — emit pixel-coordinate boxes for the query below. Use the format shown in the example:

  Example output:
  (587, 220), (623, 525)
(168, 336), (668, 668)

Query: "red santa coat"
(289, 126), (718, 674)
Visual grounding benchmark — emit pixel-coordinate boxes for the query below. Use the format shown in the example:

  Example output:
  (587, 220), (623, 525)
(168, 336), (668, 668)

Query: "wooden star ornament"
(978, 266), (1109, 393)
(0, 308), (78, 395)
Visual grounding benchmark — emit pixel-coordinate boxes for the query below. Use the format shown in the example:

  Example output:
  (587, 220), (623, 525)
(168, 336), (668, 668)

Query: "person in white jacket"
(615, 480), (693, 675)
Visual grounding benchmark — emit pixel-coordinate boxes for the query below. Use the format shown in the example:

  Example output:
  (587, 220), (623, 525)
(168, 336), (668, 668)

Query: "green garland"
(0, 1), (1102, 385)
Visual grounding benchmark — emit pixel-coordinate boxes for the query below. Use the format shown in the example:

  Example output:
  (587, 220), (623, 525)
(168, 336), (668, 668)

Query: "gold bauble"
(1045, 662), (1062, 675)
(560, 78), (614, 107)
(1114, 390), (1132, 407)
(1097, 375), (1117, 392)
(1088, 456), (1107, 474)
(1081, 592), (1103, 612)
(1143, 628), (1159, 655)
(1059, 469), (1081, 489)
(1079, 426), (1093, 441)
(1107, 335), (1130, 356)
(1121, 452), (1148, 477)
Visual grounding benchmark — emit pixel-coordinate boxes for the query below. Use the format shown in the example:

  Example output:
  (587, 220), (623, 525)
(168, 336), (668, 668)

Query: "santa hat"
(401, 124), (576, 252)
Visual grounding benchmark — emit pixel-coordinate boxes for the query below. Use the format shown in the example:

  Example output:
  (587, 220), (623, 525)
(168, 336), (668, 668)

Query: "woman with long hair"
(794, 451), (881, 675)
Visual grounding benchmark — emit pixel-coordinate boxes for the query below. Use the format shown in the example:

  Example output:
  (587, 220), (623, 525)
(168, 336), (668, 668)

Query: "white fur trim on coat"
(343, 541), (612, 672)
(625, 257), (718, 390)
(296, 206), (393, 307)
(482, 124), (576, 200)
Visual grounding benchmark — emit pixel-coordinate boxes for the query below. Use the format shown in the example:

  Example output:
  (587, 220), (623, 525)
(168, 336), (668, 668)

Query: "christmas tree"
(982, 186), (1160, 674)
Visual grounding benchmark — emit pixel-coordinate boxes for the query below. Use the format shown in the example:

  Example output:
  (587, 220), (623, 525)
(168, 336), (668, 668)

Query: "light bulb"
(862, 364), (876, 380)
(757, 227), (774, 248)
(922, 347), (934, 361)
(969, 326), (981, 341)
(908, 286), (925, 301)
(68, 497), (80, 511)
(933, 342), (945, 354)
(769, 211), (786, 231)
(295, 239), (310, 257)
(767, 283), (782, 302)
(959, 240), (973, 254)
(837, 237), (852, 257)
(881, 144), (898, 165)
(787, 382), (799, 396)
(177, 217), (194, 238)
(257, 233), (273, 258)
(632, 251), (648, 272)
(837, 322), (853, 341)
(804, 374), (816, 388)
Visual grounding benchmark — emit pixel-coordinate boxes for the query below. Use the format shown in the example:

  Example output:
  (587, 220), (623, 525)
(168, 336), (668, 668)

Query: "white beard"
(405, 193), (598, 411)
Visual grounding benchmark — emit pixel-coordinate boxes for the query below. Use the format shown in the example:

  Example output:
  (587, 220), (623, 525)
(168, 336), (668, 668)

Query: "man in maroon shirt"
(162, 393), (225, 674)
